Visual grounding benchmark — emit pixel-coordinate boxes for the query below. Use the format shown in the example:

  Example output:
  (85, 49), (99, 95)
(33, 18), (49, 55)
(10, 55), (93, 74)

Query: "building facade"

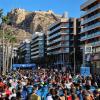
(17, 39), (31, 64)
(80, 0), (100, 73)
(31, 32), (46, 66)
(47, 18), (81, 70)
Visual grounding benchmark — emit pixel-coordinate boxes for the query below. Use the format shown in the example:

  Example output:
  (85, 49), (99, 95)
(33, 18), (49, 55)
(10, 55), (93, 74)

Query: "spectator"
(30, 87), (40, 100)
(9, 88), (16, 100)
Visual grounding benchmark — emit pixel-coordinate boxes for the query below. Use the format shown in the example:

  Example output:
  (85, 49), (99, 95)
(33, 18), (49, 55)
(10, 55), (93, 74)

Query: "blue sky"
(0, 0), (85, 17)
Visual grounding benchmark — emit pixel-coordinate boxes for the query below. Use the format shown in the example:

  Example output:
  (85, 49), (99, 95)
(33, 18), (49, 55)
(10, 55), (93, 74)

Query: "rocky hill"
(0, 8), (63, 46)
(7, 8), (62, 34)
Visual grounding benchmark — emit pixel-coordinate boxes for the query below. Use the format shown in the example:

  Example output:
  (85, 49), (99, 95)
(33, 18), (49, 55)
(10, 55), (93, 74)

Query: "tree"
(2, 16), (9, 24)
(2, 29), (17, 72)
(9, 34), (16, 71)
(0, 9), (4, 74)
(0, 9), (16, 73)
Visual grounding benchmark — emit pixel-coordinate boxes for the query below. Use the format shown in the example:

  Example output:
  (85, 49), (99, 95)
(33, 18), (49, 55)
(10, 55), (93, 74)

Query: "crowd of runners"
(0, 68), (100, 100)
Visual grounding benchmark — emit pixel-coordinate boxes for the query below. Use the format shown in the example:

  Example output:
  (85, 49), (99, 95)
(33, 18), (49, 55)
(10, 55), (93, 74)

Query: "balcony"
(48, 31), (70, 40)
(31, 47), (38, 52)
(48, 37), (62, 45)
(81, 22), (100, 33)
(61, 43), (69, 47)
(49, 26), (61, 34)
(31, 55), (39, 59)
(31, 43), (38, 48)
(81, 13), (100, 25)
(49, 25), (69, 34)
(80, 32), (100, 41)
(94, 41), (100, 47)
(62, 36), (69, 41)
(31, 39), (38, 44)
(48, 35), (70, 46)
(48, 44), (61, 51)
(61, 24), (69, 28)
(49, 49), (69, 54)
(81, 3), (100, 17)
(31, 51), (39, 55)
(48, 32), (60, 40)
(81, 0), (97, 10)
(48, 21), (60, 29)
(86, 41), (100, 47)
(48, 43), (70, 51)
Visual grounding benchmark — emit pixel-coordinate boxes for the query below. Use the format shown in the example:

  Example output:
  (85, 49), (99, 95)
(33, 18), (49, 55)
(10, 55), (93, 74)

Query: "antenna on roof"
(62, 12), (68, 18)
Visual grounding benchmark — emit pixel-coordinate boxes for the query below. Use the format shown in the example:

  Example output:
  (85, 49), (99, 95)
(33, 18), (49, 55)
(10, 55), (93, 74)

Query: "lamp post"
(74, 47), (76, 74)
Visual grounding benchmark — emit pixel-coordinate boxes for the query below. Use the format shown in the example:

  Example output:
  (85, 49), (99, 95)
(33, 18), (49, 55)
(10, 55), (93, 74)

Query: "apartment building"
(31, 32), (46, 66)
(17, 39), (31, 64)
(80, 0), (100, 71)
(47, 18), (81, 70)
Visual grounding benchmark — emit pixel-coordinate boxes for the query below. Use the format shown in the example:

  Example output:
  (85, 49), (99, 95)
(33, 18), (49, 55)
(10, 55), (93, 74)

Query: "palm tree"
(9, 34), (16, 71)
(2, 16), (9, 25)
(1, 29), (17, 72)
(2, 23), (9, 74)
(0, 9), (4, 74)
(0, 29), (12, 73)
(4, 30), (13, 72)
(0, 10), (16, 73)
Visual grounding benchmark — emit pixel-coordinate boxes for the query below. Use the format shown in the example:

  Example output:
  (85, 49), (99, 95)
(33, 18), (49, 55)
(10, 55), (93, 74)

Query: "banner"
(12, 64), (36, 69)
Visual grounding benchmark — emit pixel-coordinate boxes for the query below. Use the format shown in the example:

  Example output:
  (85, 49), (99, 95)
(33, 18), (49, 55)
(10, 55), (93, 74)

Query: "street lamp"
(74, 47), (76, 74)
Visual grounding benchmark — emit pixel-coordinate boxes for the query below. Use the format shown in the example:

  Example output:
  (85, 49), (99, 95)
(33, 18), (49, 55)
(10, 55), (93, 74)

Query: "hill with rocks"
(7, 8), (62, 34)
